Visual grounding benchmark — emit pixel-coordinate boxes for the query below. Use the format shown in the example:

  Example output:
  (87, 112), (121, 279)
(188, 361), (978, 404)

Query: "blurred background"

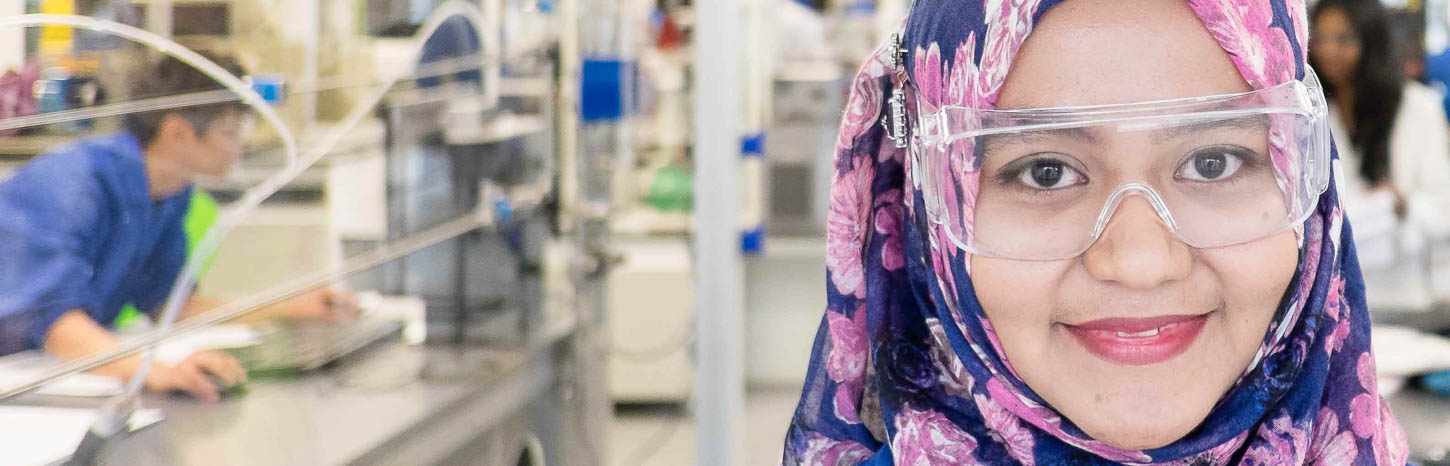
(0, 1), (898, 465)
(7, 0), (1450, 465)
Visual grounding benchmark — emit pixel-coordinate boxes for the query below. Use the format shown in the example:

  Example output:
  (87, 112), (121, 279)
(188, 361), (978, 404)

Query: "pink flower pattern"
(826, 305), (868, 423)
(875, 189), (906, 271)
(892, 407), (981, 466)
(800, 433), (874, 466)
(826, 160), (875, 298)
(1375, 403), (1409, 466)
(836, 52), (888, 151)
(975, 393), (1036, 466)
(1308, 407), (1358, 465)
(1350, 353), (1379, 439)
(1242, 412), (1310, 466)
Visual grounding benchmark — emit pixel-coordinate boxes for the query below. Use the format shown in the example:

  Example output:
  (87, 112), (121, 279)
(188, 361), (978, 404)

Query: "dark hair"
(1309, 0), (1405, 185)
(122, 52), (249, 146)
(1391, 9), (1427, 82)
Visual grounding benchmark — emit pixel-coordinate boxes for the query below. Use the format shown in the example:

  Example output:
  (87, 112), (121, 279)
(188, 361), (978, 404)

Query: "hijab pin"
(884, 33), (910, 149)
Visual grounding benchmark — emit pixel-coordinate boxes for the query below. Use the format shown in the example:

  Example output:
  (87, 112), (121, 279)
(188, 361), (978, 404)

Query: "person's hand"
(143, 350), (246, 403)
(277, 286), (360, 324)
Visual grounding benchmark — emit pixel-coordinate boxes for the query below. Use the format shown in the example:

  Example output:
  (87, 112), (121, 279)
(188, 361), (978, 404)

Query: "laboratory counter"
(13, 341), (564, 466)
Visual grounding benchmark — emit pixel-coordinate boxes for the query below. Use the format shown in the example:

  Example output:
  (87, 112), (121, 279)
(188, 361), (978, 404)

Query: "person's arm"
(176, 295), (227, 322)
(42, 311), (140, 380)
(42, 310), (245, 402)
(177, 288), (360, 324)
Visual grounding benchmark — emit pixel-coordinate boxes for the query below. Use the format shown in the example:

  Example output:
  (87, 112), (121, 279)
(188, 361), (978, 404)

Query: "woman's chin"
(1074, 414), (1198, 451)
(1038, 341), (1224, 453)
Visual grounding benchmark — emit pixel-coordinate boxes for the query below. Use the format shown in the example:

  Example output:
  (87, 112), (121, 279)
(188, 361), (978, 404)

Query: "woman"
(1310, 0), (1450, 237)
(784, 0), (1408, 464)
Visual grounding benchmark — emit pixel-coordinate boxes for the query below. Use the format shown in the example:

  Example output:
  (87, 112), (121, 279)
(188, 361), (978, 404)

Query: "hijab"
(783, 1), (1408, 464)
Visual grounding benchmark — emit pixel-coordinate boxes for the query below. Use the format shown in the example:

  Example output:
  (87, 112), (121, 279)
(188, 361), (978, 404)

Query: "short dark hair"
(122, 52), (249, 146)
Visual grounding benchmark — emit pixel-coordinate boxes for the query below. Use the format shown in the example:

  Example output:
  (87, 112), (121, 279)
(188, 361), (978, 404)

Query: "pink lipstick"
(1064, 314), (1209, 366)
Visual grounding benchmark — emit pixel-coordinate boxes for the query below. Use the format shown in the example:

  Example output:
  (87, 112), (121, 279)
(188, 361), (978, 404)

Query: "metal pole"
(145, 0), (171, 39)
(693, 0), (745, 464)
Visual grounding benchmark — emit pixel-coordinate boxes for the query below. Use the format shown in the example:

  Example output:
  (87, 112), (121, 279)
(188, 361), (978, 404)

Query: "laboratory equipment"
(0, 2), (612, 465)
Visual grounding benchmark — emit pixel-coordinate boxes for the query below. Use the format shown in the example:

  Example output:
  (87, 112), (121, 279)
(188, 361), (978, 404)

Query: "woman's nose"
(1081, 196), (1193, 289)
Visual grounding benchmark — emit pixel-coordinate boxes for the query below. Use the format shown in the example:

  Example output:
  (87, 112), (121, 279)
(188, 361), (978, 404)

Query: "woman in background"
(1311, 0), (1450, 229)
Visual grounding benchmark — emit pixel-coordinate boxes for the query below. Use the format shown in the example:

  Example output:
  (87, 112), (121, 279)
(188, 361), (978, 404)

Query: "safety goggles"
(907, 68), (1332, 261)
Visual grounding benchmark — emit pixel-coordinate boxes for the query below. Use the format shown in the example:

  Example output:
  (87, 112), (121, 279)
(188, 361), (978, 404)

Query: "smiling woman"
(782, 0), (1408, 465)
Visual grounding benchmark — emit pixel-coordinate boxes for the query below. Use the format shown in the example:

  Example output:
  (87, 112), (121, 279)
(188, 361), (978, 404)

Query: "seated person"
(0, 53), (354, 402)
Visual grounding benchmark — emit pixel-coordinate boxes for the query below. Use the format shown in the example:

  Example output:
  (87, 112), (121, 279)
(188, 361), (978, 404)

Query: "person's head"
(1309, 0), (1403, 184)
(894, 0), (1346, 454)
(122, 52), (252, 180)
(790, 0), (1404, 461)
(954, 0), (1301, 450)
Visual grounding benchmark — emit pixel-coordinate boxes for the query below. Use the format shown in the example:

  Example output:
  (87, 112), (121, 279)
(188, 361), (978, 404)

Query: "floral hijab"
(783, 0), (1409, 464)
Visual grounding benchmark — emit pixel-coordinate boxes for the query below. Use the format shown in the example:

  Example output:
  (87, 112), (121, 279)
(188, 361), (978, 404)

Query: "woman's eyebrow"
(1150, 115), (1270, 141)
(981, 126), (1101, 150)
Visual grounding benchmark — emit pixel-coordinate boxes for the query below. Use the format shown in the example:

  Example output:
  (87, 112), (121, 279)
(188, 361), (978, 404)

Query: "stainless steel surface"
(25, 342), (557, 465)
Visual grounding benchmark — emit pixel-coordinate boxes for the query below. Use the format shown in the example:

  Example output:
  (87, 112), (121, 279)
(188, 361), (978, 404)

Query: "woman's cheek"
(1199, 231), (1299, 354)
(971, 257), (1072, 361)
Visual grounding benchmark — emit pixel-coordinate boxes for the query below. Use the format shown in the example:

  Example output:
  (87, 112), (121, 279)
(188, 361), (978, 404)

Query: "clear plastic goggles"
(911, 68), (1331, 261)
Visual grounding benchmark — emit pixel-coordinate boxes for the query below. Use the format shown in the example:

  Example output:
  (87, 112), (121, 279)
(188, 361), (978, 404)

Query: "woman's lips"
(1064, 314), (1209, 366)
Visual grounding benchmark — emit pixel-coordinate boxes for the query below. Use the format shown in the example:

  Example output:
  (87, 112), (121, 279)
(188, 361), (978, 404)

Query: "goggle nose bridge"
(1089, 183), (1181, 240)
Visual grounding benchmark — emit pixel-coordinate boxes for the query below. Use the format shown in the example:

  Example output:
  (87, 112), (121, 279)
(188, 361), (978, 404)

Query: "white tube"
(0, 54), (491, 133)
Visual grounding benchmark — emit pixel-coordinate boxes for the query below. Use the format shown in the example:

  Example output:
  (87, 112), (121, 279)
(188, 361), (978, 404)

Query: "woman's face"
(970, 0), (1298, 451)
(1310, 6), (1361, 89)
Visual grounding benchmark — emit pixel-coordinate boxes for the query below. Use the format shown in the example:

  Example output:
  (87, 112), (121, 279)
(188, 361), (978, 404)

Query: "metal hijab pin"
(883, 32), (910, 149)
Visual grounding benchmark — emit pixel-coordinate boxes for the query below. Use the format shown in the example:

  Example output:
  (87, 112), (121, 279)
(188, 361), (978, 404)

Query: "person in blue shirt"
(0, 53), (354, 402)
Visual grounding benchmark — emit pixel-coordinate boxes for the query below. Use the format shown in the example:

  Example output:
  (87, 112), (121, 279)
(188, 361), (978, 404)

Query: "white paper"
(0, 406), (162, 466)
(0, 352), (123, 398)
(358, 292), (426, 345)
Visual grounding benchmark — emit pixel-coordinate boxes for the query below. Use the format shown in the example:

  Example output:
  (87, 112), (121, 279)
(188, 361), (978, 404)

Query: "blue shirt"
(0, 133), (192, 354)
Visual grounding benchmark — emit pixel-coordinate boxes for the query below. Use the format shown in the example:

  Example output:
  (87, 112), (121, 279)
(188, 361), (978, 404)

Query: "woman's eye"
(1015, 159), (1083, 190)
(1178, 147), (1247, 182)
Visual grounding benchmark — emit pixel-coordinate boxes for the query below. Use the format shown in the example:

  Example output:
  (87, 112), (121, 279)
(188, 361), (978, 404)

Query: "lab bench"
(9, 336), (590, 466)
